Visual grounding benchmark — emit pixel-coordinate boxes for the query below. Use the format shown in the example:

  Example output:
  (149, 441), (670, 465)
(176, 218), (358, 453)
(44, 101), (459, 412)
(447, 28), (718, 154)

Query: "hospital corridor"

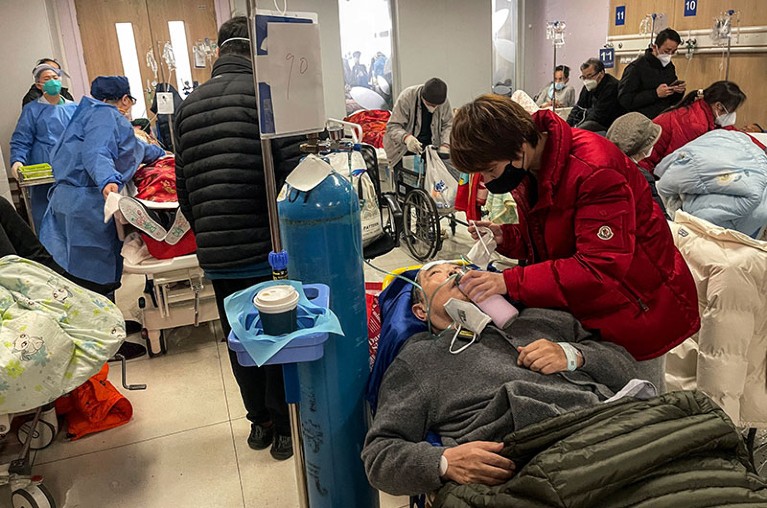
(1, 0), (767, 507)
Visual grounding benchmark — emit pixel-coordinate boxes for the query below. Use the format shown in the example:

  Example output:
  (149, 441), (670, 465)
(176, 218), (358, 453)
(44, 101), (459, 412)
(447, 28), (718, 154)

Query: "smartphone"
(670, 79), (685, 87)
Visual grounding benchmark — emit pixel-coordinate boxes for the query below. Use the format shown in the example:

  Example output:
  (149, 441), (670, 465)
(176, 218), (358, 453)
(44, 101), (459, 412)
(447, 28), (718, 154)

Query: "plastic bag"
(425, 147), (458, 209)
(326, 151), (385, 246)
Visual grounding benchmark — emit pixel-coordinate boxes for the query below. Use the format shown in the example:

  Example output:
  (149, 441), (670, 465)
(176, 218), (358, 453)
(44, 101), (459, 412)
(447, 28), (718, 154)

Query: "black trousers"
(212, 276), (290, 435)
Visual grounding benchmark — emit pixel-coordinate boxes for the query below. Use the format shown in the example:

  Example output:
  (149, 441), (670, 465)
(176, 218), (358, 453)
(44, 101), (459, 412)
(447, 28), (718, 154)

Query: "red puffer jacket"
(500, 110), (700, 360)
(639, 99), (714, 173)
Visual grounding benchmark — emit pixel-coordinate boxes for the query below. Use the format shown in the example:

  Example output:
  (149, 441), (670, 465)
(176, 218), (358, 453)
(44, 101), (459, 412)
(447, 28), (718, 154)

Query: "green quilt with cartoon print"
(0, 255), (125, 414)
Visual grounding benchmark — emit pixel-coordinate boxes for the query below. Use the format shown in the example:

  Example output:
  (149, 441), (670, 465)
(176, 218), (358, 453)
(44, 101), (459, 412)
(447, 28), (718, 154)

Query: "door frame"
(54, 0), (231, 99)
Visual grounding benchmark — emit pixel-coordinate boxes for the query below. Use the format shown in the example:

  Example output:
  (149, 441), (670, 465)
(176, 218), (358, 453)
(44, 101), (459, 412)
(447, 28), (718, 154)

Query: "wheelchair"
(390, 150), (465, 261)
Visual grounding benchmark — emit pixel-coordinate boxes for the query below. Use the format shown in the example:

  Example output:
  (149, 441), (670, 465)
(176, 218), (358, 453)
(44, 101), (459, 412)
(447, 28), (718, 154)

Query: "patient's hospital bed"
(114, 204), (220, 357)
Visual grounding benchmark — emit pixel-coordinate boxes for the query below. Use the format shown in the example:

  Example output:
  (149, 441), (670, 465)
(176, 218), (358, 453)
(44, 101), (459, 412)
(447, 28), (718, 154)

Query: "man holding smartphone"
(618, 28), (687, 119)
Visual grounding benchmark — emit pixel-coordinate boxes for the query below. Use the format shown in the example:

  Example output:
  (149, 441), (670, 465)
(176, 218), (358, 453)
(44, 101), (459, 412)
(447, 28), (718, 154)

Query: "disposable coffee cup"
(253, 285), (300, 336)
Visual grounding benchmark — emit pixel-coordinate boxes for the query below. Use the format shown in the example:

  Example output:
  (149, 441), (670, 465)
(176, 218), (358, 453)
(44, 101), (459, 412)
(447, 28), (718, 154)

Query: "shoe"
(270, 434), (293, 461)
(119, 197), (168, 240)
(125, 320), (142, 335)
(164, 210), (191, 245)
(108, 341), (147, 361)
(248, 422), (274, 450)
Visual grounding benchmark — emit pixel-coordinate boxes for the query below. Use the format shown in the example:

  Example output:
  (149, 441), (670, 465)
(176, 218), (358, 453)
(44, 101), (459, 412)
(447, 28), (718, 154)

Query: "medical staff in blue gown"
(10, 64), (77, 232)
(39, 76), (165, 293)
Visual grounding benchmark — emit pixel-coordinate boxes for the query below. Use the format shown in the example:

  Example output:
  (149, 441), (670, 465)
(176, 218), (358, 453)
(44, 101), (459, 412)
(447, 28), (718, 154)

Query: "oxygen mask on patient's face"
(444, 298), (491, 354)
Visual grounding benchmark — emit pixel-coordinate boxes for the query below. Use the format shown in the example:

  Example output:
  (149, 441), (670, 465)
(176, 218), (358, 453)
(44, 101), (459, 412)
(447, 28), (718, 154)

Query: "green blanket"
(434, 391), (767, 508)
(0, 256), (125, 414)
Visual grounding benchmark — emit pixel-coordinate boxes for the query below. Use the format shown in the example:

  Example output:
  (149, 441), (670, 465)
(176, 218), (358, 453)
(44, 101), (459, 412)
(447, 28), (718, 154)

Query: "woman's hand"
(458, 270), (506, 303)
(517, 339), (583, 374)
(468, 221), (503, 245)
(442, 442), (516, 486)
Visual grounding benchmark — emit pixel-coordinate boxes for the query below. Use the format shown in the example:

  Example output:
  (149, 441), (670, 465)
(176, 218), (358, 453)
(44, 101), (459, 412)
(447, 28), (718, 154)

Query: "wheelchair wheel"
(402, 188), (440, 261)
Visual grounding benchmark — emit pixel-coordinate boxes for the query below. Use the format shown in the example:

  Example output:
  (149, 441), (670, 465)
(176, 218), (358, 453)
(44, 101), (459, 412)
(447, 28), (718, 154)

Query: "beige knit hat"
(606, 112), (662, 157)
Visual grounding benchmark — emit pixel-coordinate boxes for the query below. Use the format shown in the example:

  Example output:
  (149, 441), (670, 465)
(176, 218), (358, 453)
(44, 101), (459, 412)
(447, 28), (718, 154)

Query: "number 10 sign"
(254, 12), (326, 138)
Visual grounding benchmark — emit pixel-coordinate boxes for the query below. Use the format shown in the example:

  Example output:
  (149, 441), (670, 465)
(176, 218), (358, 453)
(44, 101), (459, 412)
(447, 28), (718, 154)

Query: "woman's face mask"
(554, 82), (566, 91)
(483, 152), (528, 194)
(42, 79), (62, 96)
(715, 104), (737, 127)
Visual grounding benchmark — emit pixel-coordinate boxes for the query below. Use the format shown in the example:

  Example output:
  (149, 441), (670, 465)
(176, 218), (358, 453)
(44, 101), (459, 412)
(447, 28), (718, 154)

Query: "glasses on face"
(579, 71), (600, 80)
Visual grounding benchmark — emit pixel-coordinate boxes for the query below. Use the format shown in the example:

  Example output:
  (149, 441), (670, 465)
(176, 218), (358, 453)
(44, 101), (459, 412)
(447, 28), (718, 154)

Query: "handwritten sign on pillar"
(259, 22), (325, 138)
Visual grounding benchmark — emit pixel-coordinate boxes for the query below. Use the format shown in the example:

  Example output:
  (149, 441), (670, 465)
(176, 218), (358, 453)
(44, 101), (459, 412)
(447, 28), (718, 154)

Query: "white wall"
(394, 0), (493, 107)
(0, 0), (64, 181)
(522, 0), (609, 99)
(231, 0), (346, 119)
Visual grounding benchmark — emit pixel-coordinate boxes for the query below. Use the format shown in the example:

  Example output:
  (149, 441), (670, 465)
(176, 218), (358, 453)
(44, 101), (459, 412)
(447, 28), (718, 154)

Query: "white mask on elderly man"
(583, 79), (599, 92)
(444, 298), (492, 354)
(636, 146), (653, 161)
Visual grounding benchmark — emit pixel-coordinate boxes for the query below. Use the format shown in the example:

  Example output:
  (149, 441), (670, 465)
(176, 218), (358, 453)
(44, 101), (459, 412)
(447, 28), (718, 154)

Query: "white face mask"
(583, 79), (598, 92)
(715, 111), (737, 127)
(444, 298), (491, 354)
(657, 53), (673, 67)
(424, 102), (437, 113)
(635, 146), (653, 161)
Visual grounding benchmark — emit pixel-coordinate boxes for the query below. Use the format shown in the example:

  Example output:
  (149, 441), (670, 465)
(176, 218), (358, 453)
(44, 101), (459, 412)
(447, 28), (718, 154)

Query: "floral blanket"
(0, 256), (125, 414)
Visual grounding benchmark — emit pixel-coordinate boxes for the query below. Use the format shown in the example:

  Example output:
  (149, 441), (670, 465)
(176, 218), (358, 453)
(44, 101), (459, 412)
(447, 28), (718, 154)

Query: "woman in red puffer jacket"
(639, 81), (747, 173)
(451, 94), (700, 364)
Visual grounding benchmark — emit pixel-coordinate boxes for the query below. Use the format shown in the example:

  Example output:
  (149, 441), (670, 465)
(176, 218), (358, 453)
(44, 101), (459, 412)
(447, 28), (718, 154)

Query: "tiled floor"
(0, 218), (478, 508)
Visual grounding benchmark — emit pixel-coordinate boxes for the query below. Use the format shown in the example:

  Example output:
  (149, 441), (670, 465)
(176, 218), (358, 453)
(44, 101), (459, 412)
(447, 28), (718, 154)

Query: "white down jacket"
(666, 211), (767, 427)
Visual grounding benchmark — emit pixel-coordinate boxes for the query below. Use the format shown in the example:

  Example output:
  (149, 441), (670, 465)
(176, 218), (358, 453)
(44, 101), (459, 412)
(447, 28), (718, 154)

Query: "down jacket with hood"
(666, 212), (767, 428)
(656, 130), (767, 238)
(432, 390), (767, 508)
(498, 110), (700, 360)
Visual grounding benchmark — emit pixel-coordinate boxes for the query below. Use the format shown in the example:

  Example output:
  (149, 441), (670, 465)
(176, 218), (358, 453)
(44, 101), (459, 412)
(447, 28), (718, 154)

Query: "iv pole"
(245, 1), (310, 507)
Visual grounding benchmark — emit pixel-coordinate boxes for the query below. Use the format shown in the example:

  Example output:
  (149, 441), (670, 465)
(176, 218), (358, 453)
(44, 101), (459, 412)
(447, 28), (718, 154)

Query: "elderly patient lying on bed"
(362, 262), (648, 496)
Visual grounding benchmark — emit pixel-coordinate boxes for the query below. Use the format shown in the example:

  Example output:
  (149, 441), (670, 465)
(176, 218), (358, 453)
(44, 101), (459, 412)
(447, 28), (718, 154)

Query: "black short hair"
(218, 16), (250, 57)
(554, 65), (570, 78)
(581, 58), (605, 74)
(655, 28), (682, 47)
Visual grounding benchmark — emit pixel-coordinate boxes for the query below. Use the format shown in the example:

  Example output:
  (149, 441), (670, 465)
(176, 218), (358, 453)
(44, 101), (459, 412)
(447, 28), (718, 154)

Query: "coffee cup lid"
(253, 285), (300, 314)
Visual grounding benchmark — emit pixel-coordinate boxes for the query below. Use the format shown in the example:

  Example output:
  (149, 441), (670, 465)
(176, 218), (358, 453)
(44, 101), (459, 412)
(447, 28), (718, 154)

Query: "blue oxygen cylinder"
(278, 171), (378, 508)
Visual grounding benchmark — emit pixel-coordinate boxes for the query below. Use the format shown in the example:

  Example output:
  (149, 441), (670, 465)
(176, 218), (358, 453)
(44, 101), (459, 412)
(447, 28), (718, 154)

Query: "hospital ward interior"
(2, 0), (767, 506)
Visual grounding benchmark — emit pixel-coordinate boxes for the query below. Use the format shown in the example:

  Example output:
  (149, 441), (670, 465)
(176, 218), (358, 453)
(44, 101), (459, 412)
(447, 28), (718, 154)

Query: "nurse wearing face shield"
(450, 94), (700, 364)
(10, 64), (78, 232)
(39, 76), (165, 296)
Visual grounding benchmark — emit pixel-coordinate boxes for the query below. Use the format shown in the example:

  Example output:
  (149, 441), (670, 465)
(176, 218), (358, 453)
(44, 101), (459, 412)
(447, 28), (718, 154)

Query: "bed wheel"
(12, 483), (56, 508)
(17, 408), (58, 450)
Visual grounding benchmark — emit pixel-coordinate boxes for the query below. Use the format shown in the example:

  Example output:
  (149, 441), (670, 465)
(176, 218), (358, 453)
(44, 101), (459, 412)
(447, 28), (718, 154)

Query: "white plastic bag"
(326, 151), (385, 247)
(425, 147), (458, 210)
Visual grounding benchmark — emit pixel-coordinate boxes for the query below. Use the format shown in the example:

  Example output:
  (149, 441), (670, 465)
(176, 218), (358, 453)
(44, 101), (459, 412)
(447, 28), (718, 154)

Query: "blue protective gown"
(39, 97), (165, 286)
(9, 97), (78, 232)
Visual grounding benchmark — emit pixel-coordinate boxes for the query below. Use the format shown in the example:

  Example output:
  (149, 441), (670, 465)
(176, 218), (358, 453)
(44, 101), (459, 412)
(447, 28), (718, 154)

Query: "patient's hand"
(517, 339), (582, 374)
(442, 442), (516, 485)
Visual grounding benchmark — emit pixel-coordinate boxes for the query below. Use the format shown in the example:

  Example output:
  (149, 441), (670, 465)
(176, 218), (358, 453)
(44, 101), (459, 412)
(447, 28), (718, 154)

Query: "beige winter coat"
(666, 211), (767, 427)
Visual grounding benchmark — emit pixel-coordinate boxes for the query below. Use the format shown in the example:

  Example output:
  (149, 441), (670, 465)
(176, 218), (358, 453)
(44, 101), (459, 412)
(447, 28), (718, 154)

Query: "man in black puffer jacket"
(174, 16), (303, 461)
(617, 28), (686, 119)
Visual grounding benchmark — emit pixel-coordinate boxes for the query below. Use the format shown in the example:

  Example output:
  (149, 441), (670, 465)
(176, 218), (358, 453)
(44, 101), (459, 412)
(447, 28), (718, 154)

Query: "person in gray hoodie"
(362, 262), (646, 496)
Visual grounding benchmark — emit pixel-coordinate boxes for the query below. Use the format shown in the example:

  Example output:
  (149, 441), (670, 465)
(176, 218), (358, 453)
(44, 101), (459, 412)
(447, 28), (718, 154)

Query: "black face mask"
(484, 162), (528, 194)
